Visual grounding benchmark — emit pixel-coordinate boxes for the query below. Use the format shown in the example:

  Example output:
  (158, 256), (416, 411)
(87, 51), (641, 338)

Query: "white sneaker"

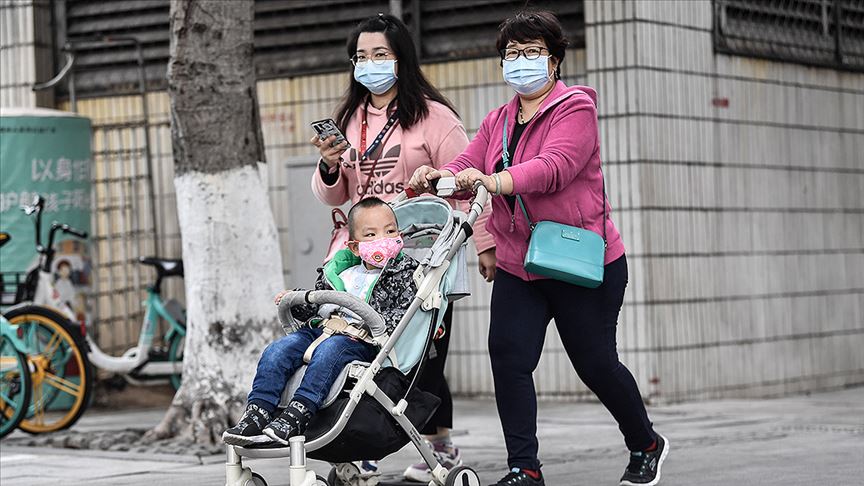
(403, 441), (463, 483)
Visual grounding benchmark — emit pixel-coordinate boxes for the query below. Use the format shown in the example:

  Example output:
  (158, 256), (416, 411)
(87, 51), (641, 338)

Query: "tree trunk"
(147, 0), (284, 445)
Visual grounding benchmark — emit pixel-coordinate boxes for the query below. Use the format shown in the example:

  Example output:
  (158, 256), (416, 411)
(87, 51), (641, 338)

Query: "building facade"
(1, 0), (862, 402)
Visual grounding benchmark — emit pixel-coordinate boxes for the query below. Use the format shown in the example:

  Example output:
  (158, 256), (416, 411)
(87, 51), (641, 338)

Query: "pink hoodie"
(443, 81), (625, 281)
(311, 99), (495, 254)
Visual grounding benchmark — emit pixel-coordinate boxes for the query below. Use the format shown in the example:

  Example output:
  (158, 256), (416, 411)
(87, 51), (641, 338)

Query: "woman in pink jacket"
(409, 11), (669, 486)
(310, 13), (493, 484)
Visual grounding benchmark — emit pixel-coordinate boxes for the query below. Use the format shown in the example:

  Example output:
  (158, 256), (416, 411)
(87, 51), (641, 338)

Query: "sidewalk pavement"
(1, 387), (862, 486)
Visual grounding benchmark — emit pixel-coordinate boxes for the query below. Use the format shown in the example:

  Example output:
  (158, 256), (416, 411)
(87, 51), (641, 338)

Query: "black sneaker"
(222, 403), (274, 446)
(262, 399), (314, 445)
(620, 434), (670, 486)
(489, 468), (545, 486)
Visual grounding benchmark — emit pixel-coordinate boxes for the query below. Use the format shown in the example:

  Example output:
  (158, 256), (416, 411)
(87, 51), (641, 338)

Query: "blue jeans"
(247, 326), (376, 412)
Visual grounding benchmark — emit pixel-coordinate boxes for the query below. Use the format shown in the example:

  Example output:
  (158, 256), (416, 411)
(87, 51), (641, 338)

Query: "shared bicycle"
(0, 195), (187, 434)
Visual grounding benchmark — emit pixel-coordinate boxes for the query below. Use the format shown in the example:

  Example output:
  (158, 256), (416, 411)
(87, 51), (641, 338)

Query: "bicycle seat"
(139, 256), (184, 277)
(0, 232), (9, 249)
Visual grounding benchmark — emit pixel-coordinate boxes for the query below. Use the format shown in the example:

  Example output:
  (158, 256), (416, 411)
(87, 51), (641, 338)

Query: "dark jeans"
(247, 326), (376, 413)
(489, 255), (656, 470)
(415, 305), (454, 434)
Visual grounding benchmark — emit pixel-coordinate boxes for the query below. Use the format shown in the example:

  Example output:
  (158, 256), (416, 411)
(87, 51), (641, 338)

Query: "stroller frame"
(226, 182), (488, 486)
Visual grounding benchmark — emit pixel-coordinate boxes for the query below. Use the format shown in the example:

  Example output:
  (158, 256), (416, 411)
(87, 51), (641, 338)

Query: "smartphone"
(310, 118), (351, 149)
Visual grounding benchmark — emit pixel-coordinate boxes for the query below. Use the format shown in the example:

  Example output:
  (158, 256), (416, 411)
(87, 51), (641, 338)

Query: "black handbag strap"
(502, 113), (607, 246)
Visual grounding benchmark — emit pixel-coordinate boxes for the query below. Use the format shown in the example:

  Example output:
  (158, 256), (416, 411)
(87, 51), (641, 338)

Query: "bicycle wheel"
(5, 306), (93, 433)
(0, 335), (32, 438)
(166, 332), (185, 390)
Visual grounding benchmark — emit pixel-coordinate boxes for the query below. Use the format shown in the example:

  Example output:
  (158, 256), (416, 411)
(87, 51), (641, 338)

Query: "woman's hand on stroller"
(455, 168), (495, 194)
(408, 165), (453, 194)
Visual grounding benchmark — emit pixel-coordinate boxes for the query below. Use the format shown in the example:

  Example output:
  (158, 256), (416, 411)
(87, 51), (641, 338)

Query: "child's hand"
(274, 290), (289, 306)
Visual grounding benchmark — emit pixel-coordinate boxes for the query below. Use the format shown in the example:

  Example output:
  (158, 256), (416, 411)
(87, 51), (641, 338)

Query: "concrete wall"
(0, 0), (53, 108)
(585, 0), (864, 401)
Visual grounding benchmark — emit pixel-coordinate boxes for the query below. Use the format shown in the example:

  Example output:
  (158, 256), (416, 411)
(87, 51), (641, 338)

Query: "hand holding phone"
(311, 119), (350, 149)
(311, 118), (350, 169)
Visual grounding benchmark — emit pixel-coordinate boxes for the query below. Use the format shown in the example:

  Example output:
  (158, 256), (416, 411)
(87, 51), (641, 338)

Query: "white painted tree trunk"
(148, 0), (284, 445)
(173, 165), (283, 443)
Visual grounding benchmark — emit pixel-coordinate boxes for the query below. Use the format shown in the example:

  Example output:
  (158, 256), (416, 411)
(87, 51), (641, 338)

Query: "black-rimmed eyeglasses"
(499, 46), (549, 61)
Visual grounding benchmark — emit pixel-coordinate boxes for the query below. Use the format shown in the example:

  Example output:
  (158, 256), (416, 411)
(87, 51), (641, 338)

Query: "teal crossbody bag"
(502, 115), (607, 288)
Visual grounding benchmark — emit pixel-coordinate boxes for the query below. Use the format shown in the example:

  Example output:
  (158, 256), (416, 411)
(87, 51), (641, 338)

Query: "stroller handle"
(277, 290), (388, 338)
(394, 178), (490, 207)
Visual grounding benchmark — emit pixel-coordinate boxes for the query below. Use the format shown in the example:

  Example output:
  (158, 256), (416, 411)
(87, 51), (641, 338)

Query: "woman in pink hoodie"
(409, 11), (669, 486)
(309, 13), (493, 484)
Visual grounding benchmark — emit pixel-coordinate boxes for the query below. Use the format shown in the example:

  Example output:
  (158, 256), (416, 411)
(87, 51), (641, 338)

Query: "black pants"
(489, 255), (656, 470)
(416, 305), (454, 435)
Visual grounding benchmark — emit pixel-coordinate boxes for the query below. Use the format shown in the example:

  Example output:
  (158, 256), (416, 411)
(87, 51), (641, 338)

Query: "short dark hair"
(496, 10), (570, 79)
(335, 13), (459, 132)
(347, 197), (396, 240)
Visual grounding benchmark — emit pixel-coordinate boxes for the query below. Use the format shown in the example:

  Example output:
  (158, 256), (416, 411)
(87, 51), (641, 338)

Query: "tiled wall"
(585, 0), (864, 401)
(0, 0), (52, 108)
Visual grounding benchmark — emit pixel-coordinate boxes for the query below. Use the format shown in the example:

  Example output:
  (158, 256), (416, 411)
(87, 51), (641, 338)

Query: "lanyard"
(352, 98), (400, 198)
(358, 99), (398, 163)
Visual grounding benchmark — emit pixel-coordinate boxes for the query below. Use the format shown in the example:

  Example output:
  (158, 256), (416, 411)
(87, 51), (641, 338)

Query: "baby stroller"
(225, 180), (488, 486)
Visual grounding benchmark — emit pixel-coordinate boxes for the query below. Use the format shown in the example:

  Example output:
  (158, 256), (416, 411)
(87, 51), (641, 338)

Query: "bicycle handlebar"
(56, 224), (88, 239)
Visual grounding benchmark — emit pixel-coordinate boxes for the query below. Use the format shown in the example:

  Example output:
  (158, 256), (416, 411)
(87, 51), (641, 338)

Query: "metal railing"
(714, 0), (864, 71)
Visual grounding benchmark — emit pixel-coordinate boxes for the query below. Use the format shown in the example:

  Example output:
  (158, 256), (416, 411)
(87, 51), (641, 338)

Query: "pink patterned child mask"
(357, 236), (404, 268)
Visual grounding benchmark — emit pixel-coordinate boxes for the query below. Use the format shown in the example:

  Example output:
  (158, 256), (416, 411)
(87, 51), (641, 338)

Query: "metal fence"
(713, 0), (864, 71)
(88, 114), (163, 354)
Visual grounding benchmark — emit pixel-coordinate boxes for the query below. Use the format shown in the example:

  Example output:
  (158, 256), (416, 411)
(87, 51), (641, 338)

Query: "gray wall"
(0, 0), (53, 108)
(585, 0), (863, 401)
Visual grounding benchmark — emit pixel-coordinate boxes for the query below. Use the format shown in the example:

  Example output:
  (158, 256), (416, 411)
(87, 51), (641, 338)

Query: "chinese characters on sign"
(0, 158), (91, 212)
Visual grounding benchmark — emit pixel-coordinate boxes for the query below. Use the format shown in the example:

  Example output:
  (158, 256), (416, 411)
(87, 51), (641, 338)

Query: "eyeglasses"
(499, 46), (549, 61)
(350, 51), (395, 66)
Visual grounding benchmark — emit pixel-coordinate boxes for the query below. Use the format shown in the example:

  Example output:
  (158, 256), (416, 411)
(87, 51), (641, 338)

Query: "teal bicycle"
(2, 196), (187, 434)
(0, 306), (33, 439)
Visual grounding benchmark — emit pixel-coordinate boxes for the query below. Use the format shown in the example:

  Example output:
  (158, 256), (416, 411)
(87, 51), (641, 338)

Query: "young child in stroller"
(222, 197), (419, 447)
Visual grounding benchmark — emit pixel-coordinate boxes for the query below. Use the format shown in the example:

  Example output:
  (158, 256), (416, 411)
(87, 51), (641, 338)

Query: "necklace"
(518, 104), (534, 124)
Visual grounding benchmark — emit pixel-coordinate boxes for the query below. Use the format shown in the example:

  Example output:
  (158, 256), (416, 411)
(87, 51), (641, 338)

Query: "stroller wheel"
(444, 466), (480, 486)
(328, 468), (340, 485)
(244, 472), (267, 486)
(328, 463), (379, 486)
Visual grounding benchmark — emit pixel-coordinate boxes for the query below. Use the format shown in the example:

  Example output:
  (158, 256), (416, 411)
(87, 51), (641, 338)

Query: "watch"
(319, 158), (340, 175)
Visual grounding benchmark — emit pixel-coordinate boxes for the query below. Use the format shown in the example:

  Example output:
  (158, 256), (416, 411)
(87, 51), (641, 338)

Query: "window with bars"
(54, 0), (584, 99)
(713, 0), (864, 71)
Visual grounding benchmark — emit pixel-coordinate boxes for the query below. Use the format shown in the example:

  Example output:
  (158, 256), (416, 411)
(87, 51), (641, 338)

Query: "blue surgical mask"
(354, 60), (398, 95)
(502, 55), (552, 96)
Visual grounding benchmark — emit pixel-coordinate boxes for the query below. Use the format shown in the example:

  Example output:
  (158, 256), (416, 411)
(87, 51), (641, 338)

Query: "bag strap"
(502, 114), (607, 245)
(330, 208), (348, 235)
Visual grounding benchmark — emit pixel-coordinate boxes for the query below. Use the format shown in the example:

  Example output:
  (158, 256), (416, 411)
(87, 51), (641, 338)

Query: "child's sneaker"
(222, 403), (273, 446)
(403, 440), (462, 482)
(262, 399), (314, 445)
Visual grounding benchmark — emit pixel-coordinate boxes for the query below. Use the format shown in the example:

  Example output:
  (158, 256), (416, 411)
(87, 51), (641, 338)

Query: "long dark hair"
(334, 14), (457, 132)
